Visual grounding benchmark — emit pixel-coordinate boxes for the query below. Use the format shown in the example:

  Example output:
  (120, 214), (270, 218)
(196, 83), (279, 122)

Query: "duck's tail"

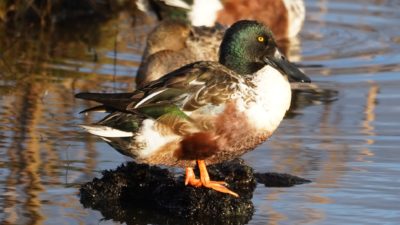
(75, 92), (137, 113)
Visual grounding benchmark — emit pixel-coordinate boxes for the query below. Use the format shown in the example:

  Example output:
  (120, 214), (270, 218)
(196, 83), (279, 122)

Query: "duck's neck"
(220, 51), (265, 75)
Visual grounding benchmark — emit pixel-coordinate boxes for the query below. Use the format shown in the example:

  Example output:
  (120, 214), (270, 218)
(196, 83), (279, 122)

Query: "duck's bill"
(263, 50), (311, 83)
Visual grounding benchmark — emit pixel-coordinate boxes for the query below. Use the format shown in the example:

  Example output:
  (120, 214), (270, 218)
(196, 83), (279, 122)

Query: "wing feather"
(76, 61), (243, 123)
(129, 61), (243, 113)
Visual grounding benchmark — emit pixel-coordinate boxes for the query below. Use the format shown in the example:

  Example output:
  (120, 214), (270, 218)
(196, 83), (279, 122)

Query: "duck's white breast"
(236, 66), (292, 132)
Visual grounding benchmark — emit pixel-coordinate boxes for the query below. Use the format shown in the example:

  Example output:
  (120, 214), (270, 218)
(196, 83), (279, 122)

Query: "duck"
(216, 0), (305, 39)
(136, 20), (224, 88)
(75, 20), (311, 197)
(136, 0), (305, 88)
(136, 0), (305, 40)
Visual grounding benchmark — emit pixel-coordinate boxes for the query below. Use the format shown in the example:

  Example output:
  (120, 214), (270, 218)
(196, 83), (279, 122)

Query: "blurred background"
(0, 0), (399, 224)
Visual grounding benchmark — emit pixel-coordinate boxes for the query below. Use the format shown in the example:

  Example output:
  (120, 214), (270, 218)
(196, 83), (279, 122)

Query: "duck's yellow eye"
(257, 36), (264, 42)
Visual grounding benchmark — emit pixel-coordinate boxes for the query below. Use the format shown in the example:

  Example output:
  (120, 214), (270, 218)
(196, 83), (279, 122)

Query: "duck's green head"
(219, 20), (310, 83)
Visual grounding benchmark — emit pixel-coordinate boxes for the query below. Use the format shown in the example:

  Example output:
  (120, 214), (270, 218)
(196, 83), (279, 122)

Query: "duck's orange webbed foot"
(184, 160), (239, 197)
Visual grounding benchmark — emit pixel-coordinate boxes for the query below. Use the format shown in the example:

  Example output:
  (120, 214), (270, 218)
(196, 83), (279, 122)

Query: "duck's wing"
(76, 61), (245, 135)
(75, 92), (139, 113)
(130, 61), (247, 135)
(127, 61), (244, 115)
(76, 61), (242, 114)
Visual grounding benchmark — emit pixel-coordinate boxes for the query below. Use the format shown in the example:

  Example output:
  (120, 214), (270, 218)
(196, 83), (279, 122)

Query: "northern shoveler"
(76, 20), (311, 197)
(216, 0), (305, 39)
(136, 0), (305, 40)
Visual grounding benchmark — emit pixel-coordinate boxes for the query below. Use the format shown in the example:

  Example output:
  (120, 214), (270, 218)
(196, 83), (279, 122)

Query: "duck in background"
(135, 0), (306, 88)
(136, 0), (305, 39)
(136, 21), (224, 87)
(216, 0), (305, 40)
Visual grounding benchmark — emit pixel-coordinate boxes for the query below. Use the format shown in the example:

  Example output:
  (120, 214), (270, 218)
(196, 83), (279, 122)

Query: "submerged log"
(80, 158), (310, 224)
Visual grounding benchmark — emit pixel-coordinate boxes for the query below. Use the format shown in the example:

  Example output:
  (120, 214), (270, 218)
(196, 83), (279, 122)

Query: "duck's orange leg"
(185, 167), (202, 187)
(184, 160), (239, 197)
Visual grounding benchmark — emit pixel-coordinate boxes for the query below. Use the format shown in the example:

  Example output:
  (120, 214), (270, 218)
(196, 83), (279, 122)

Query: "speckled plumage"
(136, 21), (224, 88)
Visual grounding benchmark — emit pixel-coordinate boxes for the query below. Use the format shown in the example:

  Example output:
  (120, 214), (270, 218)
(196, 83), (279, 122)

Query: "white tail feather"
(161, 0), (191, 9)
(79, 125), (133, 137)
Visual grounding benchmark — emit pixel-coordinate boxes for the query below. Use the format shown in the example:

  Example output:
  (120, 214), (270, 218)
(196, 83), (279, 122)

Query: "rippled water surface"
(1, 0), (400, 224)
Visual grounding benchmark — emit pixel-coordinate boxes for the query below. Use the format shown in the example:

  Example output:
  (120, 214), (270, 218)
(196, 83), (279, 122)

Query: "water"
(1, 0), (400, 224)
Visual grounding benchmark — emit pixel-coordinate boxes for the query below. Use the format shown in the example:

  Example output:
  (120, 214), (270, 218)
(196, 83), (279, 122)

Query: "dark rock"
(80, 158), (256, 225)
(80, 158), (311, 224)
(254, 172), (311, 187)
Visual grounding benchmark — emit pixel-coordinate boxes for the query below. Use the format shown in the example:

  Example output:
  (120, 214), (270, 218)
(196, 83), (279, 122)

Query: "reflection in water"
(358, 82), (379, 161)
(0, 0), (400, 224)
(0, 3), (149, 224)
(3, 83), (46, 224)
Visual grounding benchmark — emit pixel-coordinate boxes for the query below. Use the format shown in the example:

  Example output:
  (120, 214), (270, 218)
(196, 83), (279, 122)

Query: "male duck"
(136, 0), (305, 39)
(216, 0), (305, 39)
(76, 20), (311, 197)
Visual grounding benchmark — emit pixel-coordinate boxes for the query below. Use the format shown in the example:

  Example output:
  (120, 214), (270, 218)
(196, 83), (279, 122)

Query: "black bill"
(263, 50), (311, 83)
